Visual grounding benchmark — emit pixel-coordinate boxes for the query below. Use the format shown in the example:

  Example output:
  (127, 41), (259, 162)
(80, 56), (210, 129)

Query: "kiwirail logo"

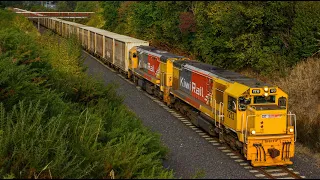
(180, 77), (204, 97)
(147, 62), (155, 73)
(147, 62), (159, 74)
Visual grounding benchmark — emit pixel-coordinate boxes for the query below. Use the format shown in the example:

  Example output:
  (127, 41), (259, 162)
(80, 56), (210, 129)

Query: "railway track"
(256, 166), (303, 179)
(83, 50), (306, 179)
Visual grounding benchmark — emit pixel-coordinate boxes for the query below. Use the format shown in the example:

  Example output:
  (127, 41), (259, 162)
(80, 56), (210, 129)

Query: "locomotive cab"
(229, 86), (296, 166)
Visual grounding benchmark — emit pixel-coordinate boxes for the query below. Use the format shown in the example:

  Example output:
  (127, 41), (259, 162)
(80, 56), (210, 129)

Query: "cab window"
(278, 97), (286, 109)
(238, 97), (250, 111)
(228, 96), (236, 112)
(254, 96), (275, 104)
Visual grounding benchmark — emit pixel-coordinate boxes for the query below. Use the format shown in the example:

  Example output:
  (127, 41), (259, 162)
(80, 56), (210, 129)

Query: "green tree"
(0, 1), (5, 9)
(101, 1), (121, 31)
(56, 1), (68, 11)
(75, 1), (98, 12)
(56, 1), (76, 11)
(290, 1), (320, 63)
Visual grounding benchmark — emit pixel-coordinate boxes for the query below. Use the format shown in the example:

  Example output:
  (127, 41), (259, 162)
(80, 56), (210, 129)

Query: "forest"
(93, 1), (320, 75)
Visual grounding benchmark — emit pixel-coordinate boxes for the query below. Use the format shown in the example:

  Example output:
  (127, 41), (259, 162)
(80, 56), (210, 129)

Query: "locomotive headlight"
(251, 130), (256, 135)
(264, 87), (269, 92)
(289, 128), (294, 133)
(264, 92), (269, 97)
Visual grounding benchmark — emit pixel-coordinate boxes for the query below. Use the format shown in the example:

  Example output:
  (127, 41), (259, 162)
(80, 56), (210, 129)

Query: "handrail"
(232, 101), (236, 111)
(161, 72), (163, 86)
(218, 102), (224, 128)
(241, 113), (244, 134)
(245, 115), (256, 144)
(287, 112), (297, 142)
(218, 102), (221, 128)
(288, 111), (292, 126)
(212, 99), (217, 126)
(221, 103), (224, 122)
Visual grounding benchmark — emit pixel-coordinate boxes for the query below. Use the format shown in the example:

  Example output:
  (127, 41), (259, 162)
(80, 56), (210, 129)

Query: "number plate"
(252, 89), (260, 94)
(264, 139), (278, 143)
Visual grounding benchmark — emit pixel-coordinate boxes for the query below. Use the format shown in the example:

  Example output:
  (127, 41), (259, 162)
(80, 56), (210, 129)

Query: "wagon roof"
(80, 26), (148, 43)
(137, 46), (186, 62)
(63, 21), (88, 27)
(173, 60), (271, 88)
(52, 18), (89, 28)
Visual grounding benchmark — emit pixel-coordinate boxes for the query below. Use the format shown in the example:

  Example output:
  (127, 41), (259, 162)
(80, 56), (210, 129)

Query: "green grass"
(0, 9), (174, 179)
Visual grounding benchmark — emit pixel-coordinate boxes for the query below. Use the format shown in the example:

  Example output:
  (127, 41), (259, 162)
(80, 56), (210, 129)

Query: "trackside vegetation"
(99, 1), (320, 76)
(0, 9), (174, 179)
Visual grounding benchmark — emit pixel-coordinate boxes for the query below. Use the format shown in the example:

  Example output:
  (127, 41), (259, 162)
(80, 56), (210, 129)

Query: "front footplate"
(246, 135), (294, 167)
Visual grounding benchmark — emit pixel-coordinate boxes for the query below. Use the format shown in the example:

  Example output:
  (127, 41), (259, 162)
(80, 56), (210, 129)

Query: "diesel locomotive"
(15, 7), (297, 167)
(129, 46), (296, 167)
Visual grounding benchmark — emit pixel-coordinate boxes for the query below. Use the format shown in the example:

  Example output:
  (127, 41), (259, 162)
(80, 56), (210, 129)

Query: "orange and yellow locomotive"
(129, 46), (296, 167)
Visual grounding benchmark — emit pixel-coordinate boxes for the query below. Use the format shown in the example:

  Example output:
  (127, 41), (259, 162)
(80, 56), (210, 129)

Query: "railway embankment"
(0, 9), (174, 179)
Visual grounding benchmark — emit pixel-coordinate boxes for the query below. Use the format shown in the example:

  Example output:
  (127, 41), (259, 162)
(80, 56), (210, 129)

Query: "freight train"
(13, 8), (297, 167)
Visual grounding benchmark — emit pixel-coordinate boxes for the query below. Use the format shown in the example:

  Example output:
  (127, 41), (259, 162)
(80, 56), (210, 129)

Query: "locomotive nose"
(268, 148), (280, 158)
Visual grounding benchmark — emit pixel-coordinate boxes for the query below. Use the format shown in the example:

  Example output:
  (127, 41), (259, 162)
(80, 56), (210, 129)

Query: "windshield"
(254, 96), (275, 104)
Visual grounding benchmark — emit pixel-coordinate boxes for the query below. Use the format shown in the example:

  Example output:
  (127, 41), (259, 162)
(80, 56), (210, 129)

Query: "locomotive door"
(224, 93), (237, 129)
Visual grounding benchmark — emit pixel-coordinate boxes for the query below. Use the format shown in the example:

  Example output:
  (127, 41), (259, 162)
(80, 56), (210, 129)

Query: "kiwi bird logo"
(205, 92), (212, 104)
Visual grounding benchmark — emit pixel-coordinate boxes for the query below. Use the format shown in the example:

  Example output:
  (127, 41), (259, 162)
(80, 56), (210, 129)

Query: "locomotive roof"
(173, 60), (271, 88)
(137, 46), (186, 62)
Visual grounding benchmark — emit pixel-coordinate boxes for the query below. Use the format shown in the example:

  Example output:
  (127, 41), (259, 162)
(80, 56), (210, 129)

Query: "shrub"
(275, 57), (320, 150)
(0, 9), (174, 178)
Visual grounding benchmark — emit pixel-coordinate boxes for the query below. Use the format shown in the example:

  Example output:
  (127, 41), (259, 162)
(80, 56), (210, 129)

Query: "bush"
(0, 9), (174, 178)
(275, 57), (320, 150)
(99, 1), (320, 75)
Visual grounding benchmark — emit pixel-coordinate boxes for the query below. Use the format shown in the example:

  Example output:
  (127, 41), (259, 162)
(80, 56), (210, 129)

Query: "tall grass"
(275, 57), (320, 150)
(0, 101), (102, 178)
(0, 9), (174, 178)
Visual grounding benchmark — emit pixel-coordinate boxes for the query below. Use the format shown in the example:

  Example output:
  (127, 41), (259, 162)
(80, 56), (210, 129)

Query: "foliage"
(274, 57), (320, 151)
(0, 101), (101, 178)
(101, 1), (121, 31)
(0, 1), (5, 9)
(56, 1), (76, 12)
(99, 1), (320, 75)
(0, 1), (25, 9)
(80, 2), (105, 29)
(27, 4), (55, 12)
(289, 2), (320, 61)
(191, 169), (206, 179)
(56, 1), (68, 11)
(75, 1), (99, 12)
(0, 9), (174, 178)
